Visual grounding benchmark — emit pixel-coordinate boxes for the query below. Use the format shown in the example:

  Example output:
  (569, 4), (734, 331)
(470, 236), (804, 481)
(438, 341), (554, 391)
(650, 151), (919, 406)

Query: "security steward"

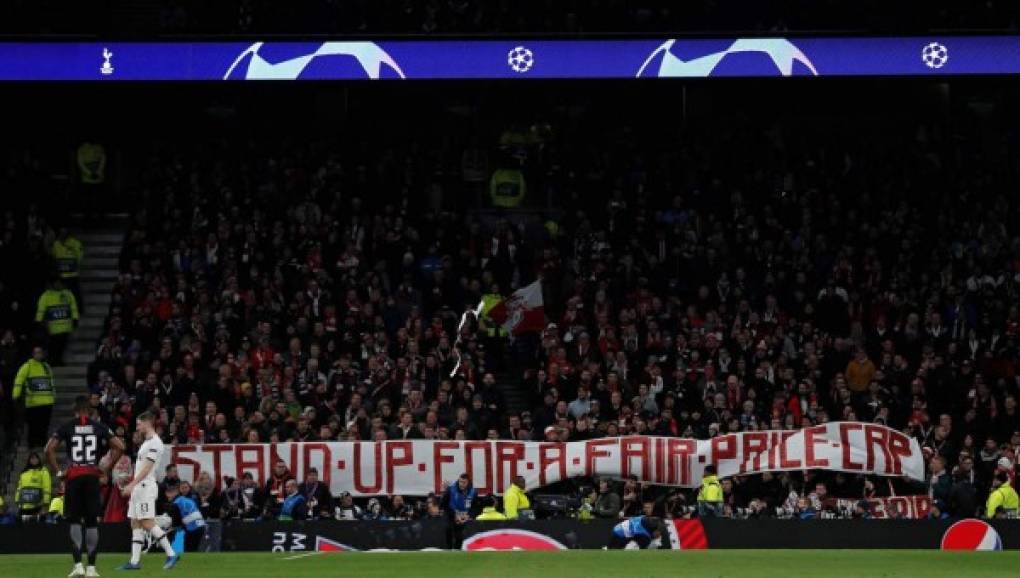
(53, 228), (84, 314)
(502, 475), (531, 520)
(489, 168), (526, 209)
(16, 451), (52, 521)
(475, 496), (508, 521)
(697, 465), (724, 518)
(986, 472), (1019, 519)
(13, 346), (56, 448)
(35, 277), (79, 365)
(479, 285), (507, 370)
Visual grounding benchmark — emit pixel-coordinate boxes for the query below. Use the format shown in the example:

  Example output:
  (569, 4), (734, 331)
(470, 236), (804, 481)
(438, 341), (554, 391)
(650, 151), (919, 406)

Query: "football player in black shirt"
(46, 396), (125, 577)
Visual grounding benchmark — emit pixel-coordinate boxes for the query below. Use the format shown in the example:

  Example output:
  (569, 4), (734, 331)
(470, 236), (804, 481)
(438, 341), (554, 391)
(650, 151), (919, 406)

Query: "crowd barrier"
(2, 518), (1018, 553)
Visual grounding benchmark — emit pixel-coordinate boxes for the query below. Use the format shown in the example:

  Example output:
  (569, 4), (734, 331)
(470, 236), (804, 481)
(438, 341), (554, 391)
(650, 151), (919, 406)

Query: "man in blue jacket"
(162, 482), (207, 554)
(440, 473), (476, 549)
(278, 479), (308, 521)
(608, 515), (664, 549)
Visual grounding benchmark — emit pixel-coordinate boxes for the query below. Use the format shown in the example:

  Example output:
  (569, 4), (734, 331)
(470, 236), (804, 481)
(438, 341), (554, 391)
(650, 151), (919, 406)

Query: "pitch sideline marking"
(280, 552), (324, 561)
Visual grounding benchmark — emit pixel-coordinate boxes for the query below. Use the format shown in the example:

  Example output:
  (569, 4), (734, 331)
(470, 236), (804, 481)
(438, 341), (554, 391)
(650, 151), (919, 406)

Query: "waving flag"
(487, 280), (545, 336)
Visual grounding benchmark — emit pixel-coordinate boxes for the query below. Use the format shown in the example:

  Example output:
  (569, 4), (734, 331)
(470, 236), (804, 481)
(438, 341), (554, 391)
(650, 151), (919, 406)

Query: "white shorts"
(128, 481), (158, 520)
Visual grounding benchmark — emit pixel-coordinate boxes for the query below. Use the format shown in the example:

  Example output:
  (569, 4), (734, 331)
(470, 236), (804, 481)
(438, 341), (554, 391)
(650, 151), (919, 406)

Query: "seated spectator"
(593, 478), (622, 519)
(276, 479), (307, 521)
(219, 473), (263, 520)
(387, 495), (414, 520)
(193, 472), (222, 520)
(262, 460), (291, 516)
(0, 494), (13, 526)
(475, 496), (507, 521)
(361, 498), (386, 520)
(15, 452), (51, 521)
(334, 492), (363, 521)
(46, 480), (64, 524)
(297, 467), (333, 519)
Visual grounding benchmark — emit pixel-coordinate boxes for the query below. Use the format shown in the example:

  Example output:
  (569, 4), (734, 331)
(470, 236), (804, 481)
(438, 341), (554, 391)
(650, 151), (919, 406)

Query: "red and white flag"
(487, 280), (545, 336)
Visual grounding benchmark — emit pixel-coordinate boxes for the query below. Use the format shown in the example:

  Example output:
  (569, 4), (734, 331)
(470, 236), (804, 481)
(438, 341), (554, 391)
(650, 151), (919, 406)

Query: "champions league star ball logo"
(224, 42), (406, 80)
(921, 42), (949, 69)
(636, 38), (818, 78)
(507, 46), (535, 73)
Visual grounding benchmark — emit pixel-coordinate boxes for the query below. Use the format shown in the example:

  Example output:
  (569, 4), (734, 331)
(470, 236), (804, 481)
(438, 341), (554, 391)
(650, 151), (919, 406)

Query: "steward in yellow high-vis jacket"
(986, 472), (1019, 519)
(52, 228), (84, 314)
(697, 465), (724, 518)
(480, 287), (508, 338)
(489, 168), (526, 209)
(52, 229), (83, 281)
(15, 452), (51, 518)
(36, 278), (78, 365)
(503, 476), (531, 520)
(77, 141), (106, 185)
(13, 347), (56, 447)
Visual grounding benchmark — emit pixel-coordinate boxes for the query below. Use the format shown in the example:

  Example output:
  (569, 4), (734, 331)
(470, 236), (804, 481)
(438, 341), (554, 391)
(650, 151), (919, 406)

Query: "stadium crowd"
(3, 93), (1020, 525)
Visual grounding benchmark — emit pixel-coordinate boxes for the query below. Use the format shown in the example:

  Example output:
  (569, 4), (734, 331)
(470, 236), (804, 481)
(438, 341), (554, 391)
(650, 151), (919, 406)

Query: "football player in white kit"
(118, 413), (178, 570)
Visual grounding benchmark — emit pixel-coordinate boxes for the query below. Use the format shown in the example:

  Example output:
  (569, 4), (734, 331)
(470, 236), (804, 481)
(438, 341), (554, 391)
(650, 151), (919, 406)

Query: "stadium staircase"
(493, 368), (530, 417)
(0, 217), (127, 506)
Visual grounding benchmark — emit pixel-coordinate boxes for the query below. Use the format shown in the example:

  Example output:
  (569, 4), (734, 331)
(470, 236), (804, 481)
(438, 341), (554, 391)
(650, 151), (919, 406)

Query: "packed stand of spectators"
(4, 0), (1018, 36)
(23, 91), (1018, 524)
(0, 188), (79, 450)
(504, 110), (1020, 519)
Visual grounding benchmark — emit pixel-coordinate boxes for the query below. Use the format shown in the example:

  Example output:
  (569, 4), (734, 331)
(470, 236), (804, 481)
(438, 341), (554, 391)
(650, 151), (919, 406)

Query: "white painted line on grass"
(280, 552), (324, 561)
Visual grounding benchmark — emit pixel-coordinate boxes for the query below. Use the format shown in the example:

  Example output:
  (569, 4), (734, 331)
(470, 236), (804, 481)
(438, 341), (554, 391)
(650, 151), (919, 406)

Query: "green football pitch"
(1, 551), (1017, 578)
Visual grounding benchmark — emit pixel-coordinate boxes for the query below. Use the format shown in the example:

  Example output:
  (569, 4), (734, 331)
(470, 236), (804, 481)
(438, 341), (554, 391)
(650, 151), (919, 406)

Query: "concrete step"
(68, 341), (97, 355)
(78, 233), (124, 244)
(79, 242), (123, 251)
(83, 294), (112, 301)
(87, 245), (122, 257)
(75, 324), (103, 339)
(80, 269), (119, 281)
(67, 344), (96, 357)
(53, 366), (87, 376)
(82, 297), (115, 307)
(82, 255), (119, 268)
(64, 353), (94, 365)
(79, 316), (107, 329)
(57, 381), (91, 391)
(81, 281), (115, 294)
(53, 375), (88, 386)
(74, 333), (101, 346)
(54, 403), (82, 414)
